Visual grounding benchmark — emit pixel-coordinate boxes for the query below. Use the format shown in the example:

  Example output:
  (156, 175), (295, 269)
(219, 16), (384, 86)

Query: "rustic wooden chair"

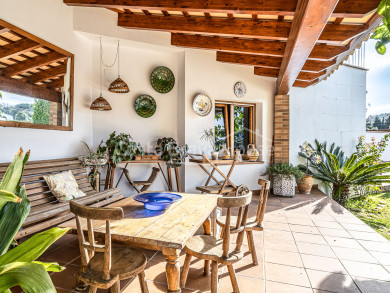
(123, 167), (160, 193)
(216, 179), (270, 265)
(69, 201), (149, 293)
(180, 192), (252, 293)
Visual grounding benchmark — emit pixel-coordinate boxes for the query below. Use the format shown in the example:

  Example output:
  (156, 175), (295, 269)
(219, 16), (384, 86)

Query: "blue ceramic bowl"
(134, 192), (182, 211)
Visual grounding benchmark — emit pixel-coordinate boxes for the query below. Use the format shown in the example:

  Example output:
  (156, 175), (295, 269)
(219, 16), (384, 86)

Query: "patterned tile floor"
(12, 190), (390, 292)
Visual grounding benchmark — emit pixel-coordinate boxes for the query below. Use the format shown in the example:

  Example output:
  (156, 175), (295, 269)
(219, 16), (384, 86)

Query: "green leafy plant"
(0, 149), (69, 293)
(99, 132), (144, 165)
(306, 149), (390, 205)
(156, 137), (188, 168)
(200, 128), (215, 152)
(32, 99), (50, 125)
(371, 0), (390, 54)
(81, 141), (108, 188)
(266, 163), (304, 182)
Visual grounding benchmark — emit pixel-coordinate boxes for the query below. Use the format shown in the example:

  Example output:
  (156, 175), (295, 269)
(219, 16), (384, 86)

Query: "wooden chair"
(123, 167), (160, 193)
(69, 201), (149, 293)
(180, 192), (253, 293)
(216, 179), (270, 265)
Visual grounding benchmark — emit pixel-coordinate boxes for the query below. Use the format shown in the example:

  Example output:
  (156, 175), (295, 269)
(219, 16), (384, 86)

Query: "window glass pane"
(215, 106), (228, 151)
(234, 106), (251, 153)
(0, 91), (51, 125)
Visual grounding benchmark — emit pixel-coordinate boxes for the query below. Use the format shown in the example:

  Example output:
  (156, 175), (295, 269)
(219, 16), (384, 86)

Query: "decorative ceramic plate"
(193, 94), (212, 116)
(234, 81), (247, 98)
(134, 192), (182, 211)
(134, 95), (156, 118)
(150, 66), (175, 93)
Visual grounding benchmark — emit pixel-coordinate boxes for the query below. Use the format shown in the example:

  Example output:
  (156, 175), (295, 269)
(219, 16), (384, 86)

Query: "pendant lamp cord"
(99, 37), (120, 94)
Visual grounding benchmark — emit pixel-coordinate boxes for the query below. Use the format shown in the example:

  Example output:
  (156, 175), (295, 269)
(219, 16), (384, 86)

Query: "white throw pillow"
(44, 170), (86, 203)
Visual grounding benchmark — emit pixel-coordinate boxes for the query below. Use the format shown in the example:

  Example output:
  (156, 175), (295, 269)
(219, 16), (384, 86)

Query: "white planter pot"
(273, 174), (295, 197)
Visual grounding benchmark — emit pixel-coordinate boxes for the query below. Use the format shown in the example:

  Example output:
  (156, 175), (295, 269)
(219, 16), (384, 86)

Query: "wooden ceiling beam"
(276, 0), (339, 95)
(171, 34), (286, 57)
(302, 59), (336, 72)
(119, 13), (291, 40)
(63, 0), (379, 17)
(2, 51), (67, 77)
(296, 71), (326, 81)
(0, 25), (10, 34)
(119, 13), (365, 42)
(0, 75), (62, 103)
(28, 64), (67, 84)
(293, 79), (319, 87)
(171, 33), (350, 60)
(216, 51), (282, 68)
(45, 78), (65, 90)
(0, 39), (41, 60)
(254, 67), (279, 78)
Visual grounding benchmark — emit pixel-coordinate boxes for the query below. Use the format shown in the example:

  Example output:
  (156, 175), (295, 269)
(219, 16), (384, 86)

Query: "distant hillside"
(367, 113), (390, 130)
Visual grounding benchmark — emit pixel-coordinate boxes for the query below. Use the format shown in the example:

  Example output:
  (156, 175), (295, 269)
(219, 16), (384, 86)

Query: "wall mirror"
(0, 19), (73, 131)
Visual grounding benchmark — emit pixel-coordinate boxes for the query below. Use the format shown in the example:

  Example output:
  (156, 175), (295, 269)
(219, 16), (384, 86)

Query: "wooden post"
(167, 167), (173, 191)
(174, 166), (181, 192)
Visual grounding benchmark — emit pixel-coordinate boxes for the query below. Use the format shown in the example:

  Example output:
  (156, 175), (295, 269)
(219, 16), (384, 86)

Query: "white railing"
(344, 42), (366, 68)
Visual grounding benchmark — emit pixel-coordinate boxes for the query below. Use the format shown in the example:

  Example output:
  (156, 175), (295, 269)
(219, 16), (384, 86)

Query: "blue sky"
(366, 39), (390, 116)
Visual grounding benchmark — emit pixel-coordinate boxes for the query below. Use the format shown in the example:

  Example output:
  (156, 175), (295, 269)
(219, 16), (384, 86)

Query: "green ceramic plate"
(134, 95), (157, 118)
(150, 66), (175, 93)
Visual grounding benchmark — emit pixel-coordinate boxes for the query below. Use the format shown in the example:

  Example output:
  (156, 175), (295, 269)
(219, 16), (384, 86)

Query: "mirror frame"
(0, 19), (74, 131)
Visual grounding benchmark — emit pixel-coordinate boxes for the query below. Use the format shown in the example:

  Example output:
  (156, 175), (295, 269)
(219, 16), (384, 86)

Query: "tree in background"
(32, 99), (50, 125)
(374, 116), (383, 129)
(15, 111), (28, 122)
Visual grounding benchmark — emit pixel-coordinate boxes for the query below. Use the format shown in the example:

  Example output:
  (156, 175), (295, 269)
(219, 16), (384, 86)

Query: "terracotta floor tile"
(306, 269), (360, 293)
(264, 249), (303, 267)
(264, 229), (294, 241)
(122, 279), (168, 293)
(300, 254), (347, 274)
(289, 224), (321, 235)
(262, 221), (290, 231)
(292, 232), (327, 245)
(50, 264), (80, 291)
(341, 260), (390, 281)
(39, 242), (81, 265)
(359, 240), (390, 253)
(263, 238), (298, 253)
(219, 274), (265, 293)
(233, 251), (264, 279)
(318, 227), (353, 238)
(348, 230), (389, 242)
(336, 216), (365, 225)
(313, 220), (344, 230)
(263, 215), (288, 224)
(287, 218), (315, 227)
(324, 236), (363, 249)
(353, 276), (390, 293)
(264, 262), (311, 287)
(370, 251), (390, 266)
(340, 222), (376, 233)
(296, 242), (336, 258)
(266, 280), (312, 293)
(332, 246), (378, 264)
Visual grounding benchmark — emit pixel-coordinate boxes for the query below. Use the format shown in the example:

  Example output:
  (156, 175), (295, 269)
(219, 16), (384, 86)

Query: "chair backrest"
(69, 200), (124, 280)
(256, 179), (271, 226)
(218, 192), (252, 258)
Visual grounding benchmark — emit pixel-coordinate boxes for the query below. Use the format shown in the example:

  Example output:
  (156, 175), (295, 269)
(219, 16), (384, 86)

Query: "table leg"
(174, 166), (181, 192)
(109, 164), (116, 189)
(104, 164), (111, 190)
(162, 247), (181, 293)
(203, 217), (212, 276)
(167, 167), (173, 191)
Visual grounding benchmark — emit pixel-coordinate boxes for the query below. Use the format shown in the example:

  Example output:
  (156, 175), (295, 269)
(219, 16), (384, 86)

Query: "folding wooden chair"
(123, 167), (160, 193)
(188, 153), (237, 195)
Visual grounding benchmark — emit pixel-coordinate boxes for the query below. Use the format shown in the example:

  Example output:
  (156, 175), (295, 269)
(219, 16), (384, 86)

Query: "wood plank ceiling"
(0, 20), (70, 103)
(64, 0), (382, 95)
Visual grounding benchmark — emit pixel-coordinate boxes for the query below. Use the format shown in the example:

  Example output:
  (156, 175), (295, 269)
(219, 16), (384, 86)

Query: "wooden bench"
(0, 157), (125, 240)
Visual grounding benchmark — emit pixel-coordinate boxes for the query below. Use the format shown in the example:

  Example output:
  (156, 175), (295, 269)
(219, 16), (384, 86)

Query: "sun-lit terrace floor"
(14, 189), (390, 293)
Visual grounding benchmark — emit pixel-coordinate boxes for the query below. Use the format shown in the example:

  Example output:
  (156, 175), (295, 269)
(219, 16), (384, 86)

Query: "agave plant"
(308, 150), (390, 205)
(0, 149), (69, 293)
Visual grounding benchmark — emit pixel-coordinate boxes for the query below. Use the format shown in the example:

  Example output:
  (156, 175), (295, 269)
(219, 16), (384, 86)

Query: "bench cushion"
(44, 170), (86, 202)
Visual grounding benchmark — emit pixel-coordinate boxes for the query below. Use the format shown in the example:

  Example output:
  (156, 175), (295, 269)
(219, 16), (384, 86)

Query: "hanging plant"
(371, 0), (390, 54)
(156, 137), (188, 168)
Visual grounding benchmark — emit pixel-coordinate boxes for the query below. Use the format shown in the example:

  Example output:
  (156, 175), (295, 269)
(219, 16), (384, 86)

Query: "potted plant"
(201, 128), (219, 160)
(156, 137), (188, 168)
(99, 132), (144, 165)
(266, 163), (304, 197)
(297, 141), (316, 194)
(80, 141), (108, 191)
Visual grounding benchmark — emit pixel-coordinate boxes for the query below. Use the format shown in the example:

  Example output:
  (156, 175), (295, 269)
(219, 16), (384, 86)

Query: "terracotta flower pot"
(298, 175), (314, 194)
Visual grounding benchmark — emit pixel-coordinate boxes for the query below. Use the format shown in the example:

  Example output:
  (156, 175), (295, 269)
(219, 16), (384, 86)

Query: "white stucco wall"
(0, 0), (93, 162)
(289, 65), (367, 167)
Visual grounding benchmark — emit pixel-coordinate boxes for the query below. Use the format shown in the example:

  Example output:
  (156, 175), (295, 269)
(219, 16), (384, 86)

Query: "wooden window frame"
(215, 100), (256, 155)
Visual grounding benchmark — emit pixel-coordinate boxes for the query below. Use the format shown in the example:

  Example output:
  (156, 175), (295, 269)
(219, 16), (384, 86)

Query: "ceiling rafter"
(27, 64), (67, 84)
(276, 0), (339, 95)
(63, 0), (380, 18)
(0, 39), (41, 60)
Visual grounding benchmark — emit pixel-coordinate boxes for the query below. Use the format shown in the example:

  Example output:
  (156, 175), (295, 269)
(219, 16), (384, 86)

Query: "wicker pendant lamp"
(90, 38), (112, 111)
(109, 40), (129, 93)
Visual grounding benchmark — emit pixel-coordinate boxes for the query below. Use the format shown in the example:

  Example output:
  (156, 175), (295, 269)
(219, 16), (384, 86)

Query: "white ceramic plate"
(193, 94), (212, 116)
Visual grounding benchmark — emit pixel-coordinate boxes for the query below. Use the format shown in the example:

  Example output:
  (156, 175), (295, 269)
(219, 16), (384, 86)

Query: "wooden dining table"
(60, 192), (218, 293)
